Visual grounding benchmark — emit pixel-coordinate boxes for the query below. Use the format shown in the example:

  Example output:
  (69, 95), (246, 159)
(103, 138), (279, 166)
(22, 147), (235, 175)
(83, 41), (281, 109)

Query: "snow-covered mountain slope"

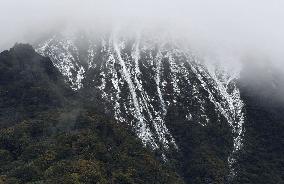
(36, 29), (244, 175)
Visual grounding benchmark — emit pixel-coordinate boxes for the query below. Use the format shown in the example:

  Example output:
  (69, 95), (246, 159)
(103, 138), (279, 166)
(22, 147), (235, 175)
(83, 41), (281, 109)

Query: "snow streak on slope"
(206, 63), (245, 177)
(36, 33), (85, 90)
(187, 55), (244, 175)
(35, 30), (244, 168)
(112, 34), (158, 148)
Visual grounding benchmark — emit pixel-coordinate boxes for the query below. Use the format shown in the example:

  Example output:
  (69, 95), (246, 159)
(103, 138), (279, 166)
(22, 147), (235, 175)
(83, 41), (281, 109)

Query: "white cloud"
(0, 0), (283, 68)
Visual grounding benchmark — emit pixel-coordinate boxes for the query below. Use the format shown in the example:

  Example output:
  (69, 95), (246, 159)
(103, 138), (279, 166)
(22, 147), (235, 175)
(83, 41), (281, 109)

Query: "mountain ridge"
(35, 29), (245, 183)
(0, 37), (283, 183)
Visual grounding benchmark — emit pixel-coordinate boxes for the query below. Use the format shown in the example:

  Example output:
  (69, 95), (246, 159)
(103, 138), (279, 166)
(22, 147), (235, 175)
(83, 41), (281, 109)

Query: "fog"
(0, 0), (284, 72)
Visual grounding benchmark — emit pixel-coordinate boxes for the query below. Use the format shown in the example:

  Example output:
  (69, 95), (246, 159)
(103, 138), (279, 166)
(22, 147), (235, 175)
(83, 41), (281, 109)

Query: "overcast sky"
(0, 0), (283, 69)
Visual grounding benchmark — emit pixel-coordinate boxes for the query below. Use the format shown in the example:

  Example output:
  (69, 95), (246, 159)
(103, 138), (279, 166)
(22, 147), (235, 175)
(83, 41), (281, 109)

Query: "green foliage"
(0, 110), (184, 184)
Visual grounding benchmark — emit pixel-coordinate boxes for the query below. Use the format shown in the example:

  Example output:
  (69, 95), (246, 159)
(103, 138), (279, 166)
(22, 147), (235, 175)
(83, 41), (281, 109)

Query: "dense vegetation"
(0, 43), (71, 127)
(0, 109), (184, 184)
(0, 44), (183, 184)
(165, 97), (232, 184)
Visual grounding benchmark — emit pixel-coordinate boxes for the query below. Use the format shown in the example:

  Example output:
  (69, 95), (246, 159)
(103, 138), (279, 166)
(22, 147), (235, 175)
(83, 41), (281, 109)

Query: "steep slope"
(0, 44), (184, 184)
(36, 29), (245, 183)
(0, 44), (72, 127)
(233, 61), (284, 184)
(2, 33), (283, 184)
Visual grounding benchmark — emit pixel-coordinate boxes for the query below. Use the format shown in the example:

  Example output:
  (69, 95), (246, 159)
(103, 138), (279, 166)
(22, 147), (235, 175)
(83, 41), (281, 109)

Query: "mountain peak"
(34, 31), (246, 182)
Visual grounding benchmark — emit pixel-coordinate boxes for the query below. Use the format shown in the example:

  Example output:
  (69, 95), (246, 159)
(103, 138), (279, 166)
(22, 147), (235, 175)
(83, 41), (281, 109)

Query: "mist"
(0, 0), (284, 71)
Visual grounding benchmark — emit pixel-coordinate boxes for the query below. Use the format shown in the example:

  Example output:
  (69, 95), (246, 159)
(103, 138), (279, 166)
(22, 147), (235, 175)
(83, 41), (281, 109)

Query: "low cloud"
(0, 0), (283, 70)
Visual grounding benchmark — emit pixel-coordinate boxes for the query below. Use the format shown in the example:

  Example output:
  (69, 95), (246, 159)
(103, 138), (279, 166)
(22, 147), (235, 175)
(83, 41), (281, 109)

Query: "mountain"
(0, 44), (183, 184)
(35, 29), (245, 183)
(0, 28), (283, 183)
